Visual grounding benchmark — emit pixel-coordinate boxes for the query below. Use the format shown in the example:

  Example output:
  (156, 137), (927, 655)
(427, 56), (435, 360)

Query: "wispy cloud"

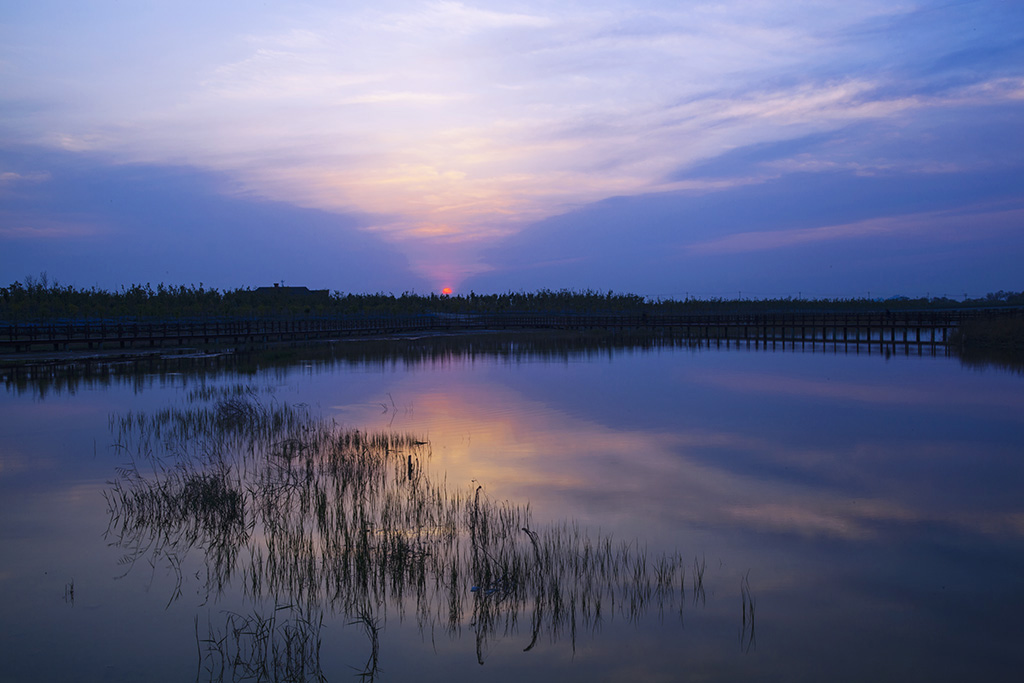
(687, 203), (1024, 255)
(387, 1), (554, 33)
(0, 171), (51, 188)
(0, 217), (104, 240)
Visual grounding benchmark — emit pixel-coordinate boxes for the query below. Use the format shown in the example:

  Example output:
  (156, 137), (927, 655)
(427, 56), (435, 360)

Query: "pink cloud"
(686, 203), (1024, 255)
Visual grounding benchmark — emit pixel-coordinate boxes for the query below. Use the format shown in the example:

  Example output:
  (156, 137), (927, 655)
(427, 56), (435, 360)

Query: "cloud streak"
(687, 203), (1024, 256)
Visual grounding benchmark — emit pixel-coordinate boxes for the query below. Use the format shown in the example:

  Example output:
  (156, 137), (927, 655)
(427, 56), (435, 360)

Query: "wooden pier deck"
(1, 309), (1010, 356)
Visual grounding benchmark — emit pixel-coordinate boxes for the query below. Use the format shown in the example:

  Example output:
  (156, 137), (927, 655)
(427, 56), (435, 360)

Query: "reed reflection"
(104, 385), (724, 679)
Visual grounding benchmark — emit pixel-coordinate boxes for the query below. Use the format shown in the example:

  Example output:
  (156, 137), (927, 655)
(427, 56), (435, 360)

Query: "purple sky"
(2, 1), (1022, 298)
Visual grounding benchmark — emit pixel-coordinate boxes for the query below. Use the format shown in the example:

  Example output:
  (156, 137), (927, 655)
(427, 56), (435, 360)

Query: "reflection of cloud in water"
(0, 452), (34, 476)
(367, 379), (1024, 544)
(689, 369), (1024, 411)
(725, 499), (920, 540)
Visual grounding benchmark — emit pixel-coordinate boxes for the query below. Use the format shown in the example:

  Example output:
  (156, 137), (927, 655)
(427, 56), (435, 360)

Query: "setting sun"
(441, 287), (453, 296)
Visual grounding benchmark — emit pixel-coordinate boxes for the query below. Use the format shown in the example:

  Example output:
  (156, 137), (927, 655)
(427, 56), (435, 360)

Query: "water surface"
(2, 337), (1022, 682)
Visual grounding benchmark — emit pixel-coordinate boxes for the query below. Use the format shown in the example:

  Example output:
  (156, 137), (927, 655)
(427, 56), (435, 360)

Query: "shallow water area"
(2, 335), (1023, 682)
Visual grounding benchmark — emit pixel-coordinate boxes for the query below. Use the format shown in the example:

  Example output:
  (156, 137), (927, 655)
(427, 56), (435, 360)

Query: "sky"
(1, 0), (1022, 299)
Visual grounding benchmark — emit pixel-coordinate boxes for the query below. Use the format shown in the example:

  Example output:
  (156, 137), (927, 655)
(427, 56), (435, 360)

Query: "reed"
(195, 603), (327, 683)
(693, 554), (706, 606)
(740, 570), (756, 653)
(106, 388), (714, 673)
(349, 607), (381, 680)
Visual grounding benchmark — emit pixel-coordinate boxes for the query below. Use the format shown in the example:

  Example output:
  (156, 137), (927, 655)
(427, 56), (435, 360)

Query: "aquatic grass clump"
(105, 459), (250, 603)
(196, 604), (327, 683)
(106, 389), (708, 674)
(740, 570), (756, 653)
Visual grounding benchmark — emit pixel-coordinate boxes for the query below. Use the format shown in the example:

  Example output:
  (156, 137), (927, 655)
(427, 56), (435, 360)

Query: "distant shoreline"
(4, 279), (1023, 322)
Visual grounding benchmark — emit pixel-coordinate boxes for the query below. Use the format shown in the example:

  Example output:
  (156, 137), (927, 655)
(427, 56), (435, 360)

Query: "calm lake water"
(2, 335), (1023, 682)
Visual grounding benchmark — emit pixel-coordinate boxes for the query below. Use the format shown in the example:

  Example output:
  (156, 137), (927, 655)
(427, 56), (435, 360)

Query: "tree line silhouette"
(3, 273), (1022, 321)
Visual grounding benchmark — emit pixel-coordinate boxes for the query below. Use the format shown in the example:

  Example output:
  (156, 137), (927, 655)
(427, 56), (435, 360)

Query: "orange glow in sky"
(441, 287), (453, 295)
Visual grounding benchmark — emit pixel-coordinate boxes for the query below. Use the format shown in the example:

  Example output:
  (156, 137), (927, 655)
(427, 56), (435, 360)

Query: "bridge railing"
(1, 309), (1011, 354)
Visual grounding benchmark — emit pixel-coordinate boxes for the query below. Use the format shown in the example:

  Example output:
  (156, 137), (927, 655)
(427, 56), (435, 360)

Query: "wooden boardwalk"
(1, 310), (1006, 355)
